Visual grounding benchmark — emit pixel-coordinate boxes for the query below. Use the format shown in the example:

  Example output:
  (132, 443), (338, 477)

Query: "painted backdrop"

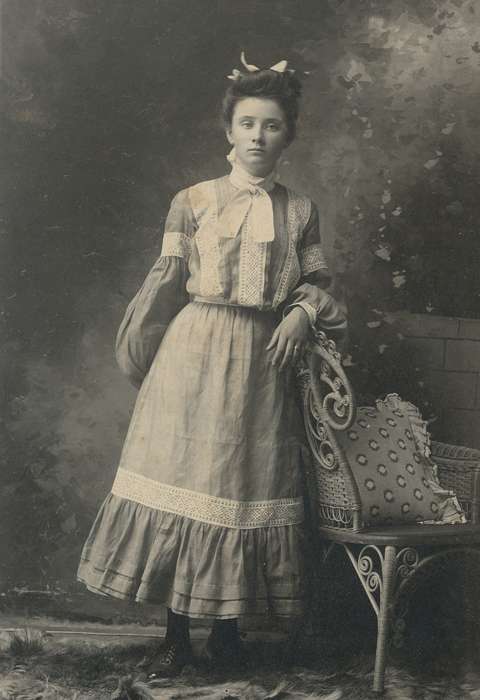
(2, 0), (479, 605)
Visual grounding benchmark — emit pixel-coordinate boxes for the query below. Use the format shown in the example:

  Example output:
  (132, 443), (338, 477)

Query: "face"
(226, 97), (289, 177)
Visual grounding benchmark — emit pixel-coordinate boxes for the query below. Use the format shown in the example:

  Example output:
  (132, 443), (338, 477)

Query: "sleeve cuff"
(283, 301), (317, 330)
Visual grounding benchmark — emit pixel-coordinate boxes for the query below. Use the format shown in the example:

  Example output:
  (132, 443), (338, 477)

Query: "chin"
(246, 159), (274, 175)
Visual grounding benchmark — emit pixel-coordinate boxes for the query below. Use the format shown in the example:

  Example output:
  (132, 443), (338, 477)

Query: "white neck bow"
(217, 162), (277, 243)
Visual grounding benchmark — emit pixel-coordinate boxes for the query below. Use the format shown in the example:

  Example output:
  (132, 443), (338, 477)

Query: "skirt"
(77, 301), (306, 618)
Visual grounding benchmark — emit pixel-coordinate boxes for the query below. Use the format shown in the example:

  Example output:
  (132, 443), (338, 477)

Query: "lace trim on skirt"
(111, 468), (304, 529)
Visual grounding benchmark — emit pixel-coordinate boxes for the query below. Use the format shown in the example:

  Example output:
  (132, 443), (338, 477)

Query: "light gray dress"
(77, 170), (347, 618)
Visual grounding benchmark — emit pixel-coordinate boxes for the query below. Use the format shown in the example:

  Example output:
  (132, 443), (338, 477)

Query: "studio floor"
(0, 617), (479, 699)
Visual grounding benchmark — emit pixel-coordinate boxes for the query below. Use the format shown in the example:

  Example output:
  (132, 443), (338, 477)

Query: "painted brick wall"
(394, 314), (480, 449)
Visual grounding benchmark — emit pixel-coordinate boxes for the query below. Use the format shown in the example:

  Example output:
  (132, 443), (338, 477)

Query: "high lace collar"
(228, 161), (277, 193)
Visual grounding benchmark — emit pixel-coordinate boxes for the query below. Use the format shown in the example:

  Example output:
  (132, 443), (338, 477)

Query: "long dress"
(77, 165), (347, 619)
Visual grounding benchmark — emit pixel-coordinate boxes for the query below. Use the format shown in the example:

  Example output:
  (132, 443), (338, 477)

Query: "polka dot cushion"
(336, 400), (441, 526)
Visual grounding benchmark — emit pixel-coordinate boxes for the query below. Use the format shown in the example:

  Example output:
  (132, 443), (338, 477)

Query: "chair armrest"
(431, 440), (480, 523)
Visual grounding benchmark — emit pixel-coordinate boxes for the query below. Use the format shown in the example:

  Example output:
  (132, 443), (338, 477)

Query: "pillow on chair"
(336, 394), (465, 526)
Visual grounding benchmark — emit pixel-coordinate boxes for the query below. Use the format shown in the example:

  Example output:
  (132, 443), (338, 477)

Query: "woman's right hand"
(266, 307), (310, 371)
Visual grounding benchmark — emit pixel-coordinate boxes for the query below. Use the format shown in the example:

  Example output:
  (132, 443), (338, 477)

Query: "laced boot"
(204, 619), (248, 670)
(147, 610), (194, 679)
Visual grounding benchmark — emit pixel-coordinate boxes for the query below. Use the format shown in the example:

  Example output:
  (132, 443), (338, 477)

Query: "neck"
(229, 161), (276, 191)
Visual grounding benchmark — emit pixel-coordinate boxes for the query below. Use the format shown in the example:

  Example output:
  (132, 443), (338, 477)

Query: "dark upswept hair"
(222, 69), (303, 144)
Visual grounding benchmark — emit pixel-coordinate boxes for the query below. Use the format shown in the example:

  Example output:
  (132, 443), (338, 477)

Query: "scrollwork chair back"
(298, 331), (363, 531)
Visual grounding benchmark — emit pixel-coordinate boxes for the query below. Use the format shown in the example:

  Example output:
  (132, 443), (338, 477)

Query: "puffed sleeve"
(115, 189), (195, 388)
(285, 202), (348, 345)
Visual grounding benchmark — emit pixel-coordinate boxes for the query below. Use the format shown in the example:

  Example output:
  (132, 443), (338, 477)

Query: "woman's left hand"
(266, 307), (310, 371)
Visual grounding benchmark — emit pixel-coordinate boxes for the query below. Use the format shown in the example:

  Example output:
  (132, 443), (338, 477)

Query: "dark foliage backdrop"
(1, 0), (479, 602)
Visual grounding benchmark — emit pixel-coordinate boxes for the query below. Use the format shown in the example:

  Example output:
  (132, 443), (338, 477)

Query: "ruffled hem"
(77, 493), (305, 619)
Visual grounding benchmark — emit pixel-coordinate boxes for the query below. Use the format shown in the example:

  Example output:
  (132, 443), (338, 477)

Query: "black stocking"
(211, 618), (239, 643)
(166, 608), (191, 646)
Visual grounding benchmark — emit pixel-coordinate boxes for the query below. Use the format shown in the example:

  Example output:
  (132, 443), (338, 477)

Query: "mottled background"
(1, 0), (479, 617)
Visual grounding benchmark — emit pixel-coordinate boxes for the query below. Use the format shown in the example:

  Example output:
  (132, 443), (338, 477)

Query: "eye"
(240, 120), (254, 128)
(265, 122), (280, 131)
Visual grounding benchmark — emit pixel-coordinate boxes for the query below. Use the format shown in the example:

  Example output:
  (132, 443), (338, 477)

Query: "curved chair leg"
(343, 543), (398, 693)
(373, 546), (397, 694)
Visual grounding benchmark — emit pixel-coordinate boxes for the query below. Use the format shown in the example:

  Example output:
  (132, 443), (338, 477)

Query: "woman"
(77, 53), (347, 676)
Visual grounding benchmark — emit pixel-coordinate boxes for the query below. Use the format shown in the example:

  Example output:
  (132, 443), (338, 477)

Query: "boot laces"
(163, 643), (178, 665)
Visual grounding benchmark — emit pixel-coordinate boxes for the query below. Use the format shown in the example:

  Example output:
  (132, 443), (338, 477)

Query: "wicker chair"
(300, 333), (480, 694)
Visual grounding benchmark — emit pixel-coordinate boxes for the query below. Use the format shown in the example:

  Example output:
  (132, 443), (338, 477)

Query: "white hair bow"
(227, 51), (289, 80)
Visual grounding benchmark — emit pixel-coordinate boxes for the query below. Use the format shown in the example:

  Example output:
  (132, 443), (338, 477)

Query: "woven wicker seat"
(300, 333), (480, 694)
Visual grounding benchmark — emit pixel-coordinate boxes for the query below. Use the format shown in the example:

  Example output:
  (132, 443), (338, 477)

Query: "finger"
(266, 325), (281, 351)
(281, 341), (296, 371)
(271, 335), (286, 367)
(292, 343), (303, 363)
(279, 339), (294, 371)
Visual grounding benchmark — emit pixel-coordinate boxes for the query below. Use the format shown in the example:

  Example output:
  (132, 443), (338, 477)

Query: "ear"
(226, 129), (234, 145)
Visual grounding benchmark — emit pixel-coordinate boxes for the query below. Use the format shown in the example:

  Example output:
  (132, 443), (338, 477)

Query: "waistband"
(191, 296), (279, 316)
(192, 296), (253, 309)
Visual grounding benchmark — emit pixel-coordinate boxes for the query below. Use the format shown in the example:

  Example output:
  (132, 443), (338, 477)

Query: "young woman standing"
(78, 54), (347, 676)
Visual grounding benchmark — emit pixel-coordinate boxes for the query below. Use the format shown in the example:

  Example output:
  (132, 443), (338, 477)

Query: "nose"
(251, 126), (265, 144)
